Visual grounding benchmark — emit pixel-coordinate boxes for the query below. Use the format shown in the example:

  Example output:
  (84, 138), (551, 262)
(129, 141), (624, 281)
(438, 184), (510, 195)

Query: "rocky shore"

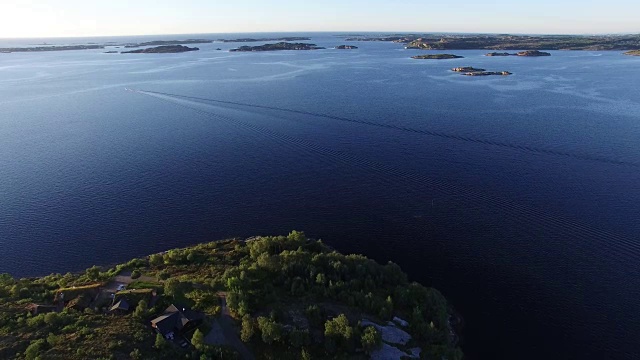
(463, 71), (512, 76)
(625, 50), (640, 56)
(335, 45), (358, 49)
(452, 67), (486, 72)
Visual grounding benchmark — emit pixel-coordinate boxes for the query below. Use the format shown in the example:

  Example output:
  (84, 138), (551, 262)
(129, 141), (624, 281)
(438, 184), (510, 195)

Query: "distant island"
(122, 39), (213, 48)
(486, 50), (551, 57)
(335, 45), (359, 49)
(0, 45), (103, 53)
(121, 45), (199, 54)
(411, 54), (464, 59)
(230, 42), (325, 52)
(625, 50), (640, 56)
(219, 37), (311, 43)
(0, 232), (462, 360)
(347, 33), (640, 50)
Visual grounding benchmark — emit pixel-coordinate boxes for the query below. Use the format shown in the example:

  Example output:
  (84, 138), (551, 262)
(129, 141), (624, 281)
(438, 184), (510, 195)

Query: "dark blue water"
(1, 33), (639, 359)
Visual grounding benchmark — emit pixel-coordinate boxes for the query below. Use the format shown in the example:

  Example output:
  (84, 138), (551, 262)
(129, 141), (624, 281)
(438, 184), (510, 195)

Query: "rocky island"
(335, 45), (359, 49)
(463, 71), (512, 76)
(411, 54), (464, 59)
(230, 42), (325, 52)
(625, 50), (640, 56)
(122, 39), (213, 48)
(0, 232), (462, 360)
(452, 66), (486, 72)
(121, 45), (199, 54)
(486, 50), (551, 57)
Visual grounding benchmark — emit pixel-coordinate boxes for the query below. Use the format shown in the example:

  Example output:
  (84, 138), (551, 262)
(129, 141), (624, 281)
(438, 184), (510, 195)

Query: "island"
(122, 39), (212, 48)
(219, 37), (311, 43)
(486, 50), (551, 56)
(103, 51), (118, 54)
(625, 50), (640, 56)
(0, 45), (104, 53)
(335, 45), (359, 49)
(230, 42), (325, 52)
(0, 232), (462, 360)
(463, 71), (512, 76)
(452, 67), (485, 72)
(121, 45), (199, 54)
(347, 33), (640, 50)
(411, 54), (464, 59)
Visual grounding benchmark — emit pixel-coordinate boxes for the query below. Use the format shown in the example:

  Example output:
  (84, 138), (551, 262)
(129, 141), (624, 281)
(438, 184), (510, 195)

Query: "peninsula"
(412, 54), (464, 59)
(347, 33), (640, 50)
(230, 42), (325, 52)
(0, 232), (462, 360)
(121, 45), (199, 54)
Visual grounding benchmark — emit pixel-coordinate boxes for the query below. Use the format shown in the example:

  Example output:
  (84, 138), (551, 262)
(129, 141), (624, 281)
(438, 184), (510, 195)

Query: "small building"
(150, 304), (204, 340)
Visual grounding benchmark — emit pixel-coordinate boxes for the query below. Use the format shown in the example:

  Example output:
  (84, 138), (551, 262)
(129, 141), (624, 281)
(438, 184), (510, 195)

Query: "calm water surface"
(1, 33), (639, 359)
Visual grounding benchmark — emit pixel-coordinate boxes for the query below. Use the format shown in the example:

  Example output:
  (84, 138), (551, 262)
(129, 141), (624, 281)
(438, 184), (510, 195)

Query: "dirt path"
(208, 294), (255, 360)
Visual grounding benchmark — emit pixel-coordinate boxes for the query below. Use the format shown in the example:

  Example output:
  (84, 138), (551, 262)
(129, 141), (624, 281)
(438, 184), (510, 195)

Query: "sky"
(0, 0), (638, 38)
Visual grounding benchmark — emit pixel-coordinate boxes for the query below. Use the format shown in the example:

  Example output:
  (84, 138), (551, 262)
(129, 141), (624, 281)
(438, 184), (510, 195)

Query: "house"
(150, 304), (204, 340)
(109, 298), (130, 313)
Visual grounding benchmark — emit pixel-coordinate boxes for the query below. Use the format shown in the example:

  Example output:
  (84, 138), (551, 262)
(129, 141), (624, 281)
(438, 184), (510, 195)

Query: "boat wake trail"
(132, 89), (640, 262)
(134, 89), (637, 168)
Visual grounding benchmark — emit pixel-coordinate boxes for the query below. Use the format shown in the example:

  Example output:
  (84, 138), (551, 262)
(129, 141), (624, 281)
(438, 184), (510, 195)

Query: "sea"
(1, 32), (639, 359)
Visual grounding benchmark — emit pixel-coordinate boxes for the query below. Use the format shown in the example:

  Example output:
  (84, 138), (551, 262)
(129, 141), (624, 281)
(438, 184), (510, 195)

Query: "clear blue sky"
(0, 0), (638, 38)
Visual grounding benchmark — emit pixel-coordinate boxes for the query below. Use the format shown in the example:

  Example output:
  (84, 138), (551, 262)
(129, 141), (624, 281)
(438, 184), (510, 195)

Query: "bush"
(240, 314), (255, 342)
(24, 339), (46, 360)
(131, 270), (141, 279)
(257, 316), (282, 344)
(361, 326), (382, 354)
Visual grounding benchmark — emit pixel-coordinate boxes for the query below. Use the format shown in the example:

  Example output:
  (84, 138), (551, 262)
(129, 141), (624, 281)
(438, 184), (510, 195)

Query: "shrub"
(131, 270), (141, 279)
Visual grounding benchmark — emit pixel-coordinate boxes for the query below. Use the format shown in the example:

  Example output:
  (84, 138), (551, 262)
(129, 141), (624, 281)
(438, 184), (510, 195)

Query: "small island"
(411, 54), (464, 59)
(463, 71), (512, 76)
(335, 45), (359, 49)
(103, 51), (118, 54)
(0, 232), (462, 360)
(121, 45), (199, 54)
(230, 42), (325, 52)
(452, 66), (486, 72)
(625, 50), (640, 56)
(486, 50), (550, 56)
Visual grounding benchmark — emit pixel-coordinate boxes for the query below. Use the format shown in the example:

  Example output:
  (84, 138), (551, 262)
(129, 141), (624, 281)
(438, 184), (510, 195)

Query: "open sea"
(1, 33), (639, 359)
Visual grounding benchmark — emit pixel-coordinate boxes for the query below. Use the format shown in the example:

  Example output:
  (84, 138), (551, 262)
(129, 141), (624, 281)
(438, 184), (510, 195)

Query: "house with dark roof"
(150, 304), (204, 340)
(109, 299), (130, 313)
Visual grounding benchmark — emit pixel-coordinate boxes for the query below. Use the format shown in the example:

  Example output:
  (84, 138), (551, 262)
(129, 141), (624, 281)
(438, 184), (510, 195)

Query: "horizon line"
(1, 30), (639, 40)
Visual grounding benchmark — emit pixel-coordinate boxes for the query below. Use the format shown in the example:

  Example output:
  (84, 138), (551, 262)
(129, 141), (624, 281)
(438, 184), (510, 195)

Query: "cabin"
(150, 304), (204, 340)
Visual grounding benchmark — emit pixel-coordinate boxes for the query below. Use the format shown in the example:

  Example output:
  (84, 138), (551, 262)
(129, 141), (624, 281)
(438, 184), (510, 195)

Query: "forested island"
(121, 45), (200, 54)
(230, 42), (325, 52)
(345, 33), (640, 50)
(411, 54), (463, 59)
(0, 232), (462, 360)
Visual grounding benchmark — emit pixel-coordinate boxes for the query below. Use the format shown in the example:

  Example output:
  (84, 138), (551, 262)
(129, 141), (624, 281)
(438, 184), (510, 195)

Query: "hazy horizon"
(1, 0), (638, 38)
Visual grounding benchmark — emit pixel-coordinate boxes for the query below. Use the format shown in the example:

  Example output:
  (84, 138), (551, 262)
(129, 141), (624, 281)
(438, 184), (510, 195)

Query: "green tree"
(301, 348), (312, 360)
(191, 329), (205, 350)
(361, 326), (382, 354)
(131, 270), (141, 279)
(134, 299), (148, 318)
(85, 265), (101, 281)
(257, 316), (282, 344)
(324, 314), (353, 351)
(155, 333), (167, 349)
(149, 254), (164, 266)
(163, 278), (180, 298)
(47, 332), (62, 346)
(130, 348), (142, 360)
(240, 314), (255, 342)
(24, 339), (46, 360)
